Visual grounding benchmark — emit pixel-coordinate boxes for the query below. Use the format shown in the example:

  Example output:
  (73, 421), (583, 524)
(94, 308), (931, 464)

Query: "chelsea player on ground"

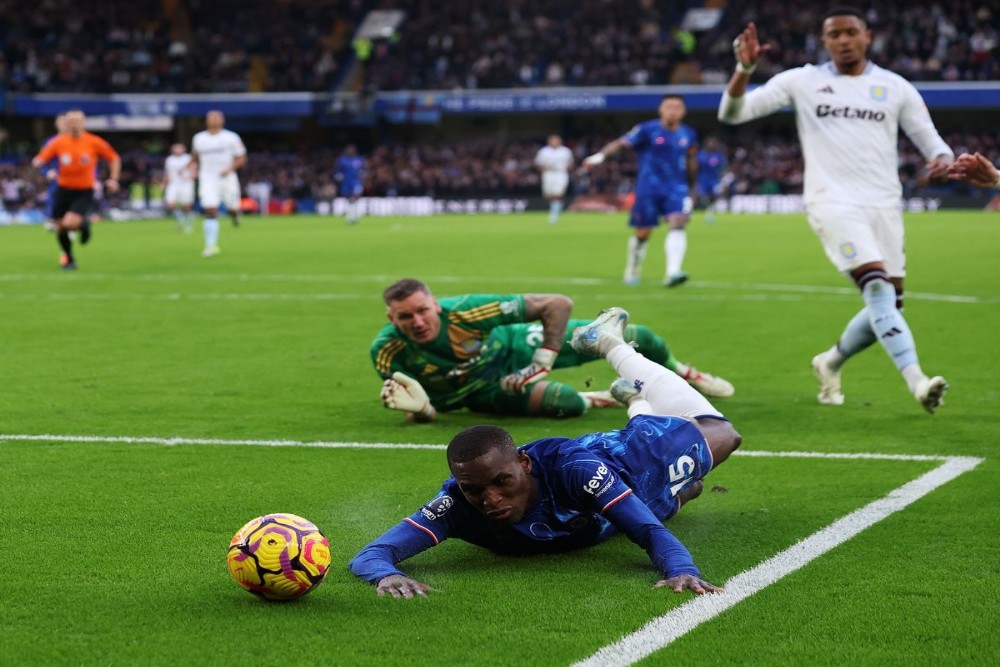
(374, 279), (735, 424)
(335, 144), (365, 224)
(584, 94), (698, 287)
(352, 306), (741, 598)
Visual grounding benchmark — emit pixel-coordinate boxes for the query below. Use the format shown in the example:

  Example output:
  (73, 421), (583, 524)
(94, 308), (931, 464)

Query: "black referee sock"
(57, 231), (74, 261)
(80, 219), (91, 244)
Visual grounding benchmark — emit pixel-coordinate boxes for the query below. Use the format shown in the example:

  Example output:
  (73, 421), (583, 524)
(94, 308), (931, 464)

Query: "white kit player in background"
(191, 110), (247, 257)
(718, 9), (954, 413)
(534, 135), (575, 224)
(163, 143), (196, 232)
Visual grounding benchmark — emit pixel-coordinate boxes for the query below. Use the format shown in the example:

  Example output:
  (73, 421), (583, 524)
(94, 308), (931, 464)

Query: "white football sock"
(203, 218), (219, 247)
(606, 344), (722, 419)
(624, 236), (649, 281)
(666, 228), (687, 278)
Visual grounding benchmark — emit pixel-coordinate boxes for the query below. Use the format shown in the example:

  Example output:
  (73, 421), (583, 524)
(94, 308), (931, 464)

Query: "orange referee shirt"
(34, 132), (119, 190)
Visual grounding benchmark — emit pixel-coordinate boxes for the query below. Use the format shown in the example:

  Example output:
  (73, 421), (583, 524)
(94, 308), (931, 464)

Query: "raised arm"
(583, 137), (631, 167)
(718, 23), (789, 125)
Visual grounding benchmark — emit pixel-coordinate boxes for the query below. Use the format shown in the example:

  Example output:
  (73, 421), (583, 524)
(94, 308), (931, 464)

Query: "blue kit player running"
(697, 137), (729, 223)
(350, 307), (742, 599)
(585, 95), (699, 287)
(335, 145), (366, 224)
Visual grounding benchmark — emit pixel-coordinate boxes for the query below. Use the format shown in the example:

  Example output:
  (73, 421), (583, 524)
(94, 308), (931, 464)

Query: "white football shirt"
(192, 129), (246, 178)
(535, 145), (574, 174)
(718, 61), (952, 207)
(164, 153), (193, 183)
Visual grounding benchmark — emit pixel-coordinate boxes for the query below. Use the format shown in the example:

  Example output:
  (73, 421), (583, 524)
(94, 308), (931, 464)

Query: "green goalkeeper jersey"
(371, 294), (528, 411)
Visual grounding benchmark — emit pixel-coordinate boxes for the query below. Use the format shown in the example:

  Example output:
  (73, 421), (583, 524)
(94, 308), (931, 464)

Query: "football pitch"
(0, 211), (996, 666)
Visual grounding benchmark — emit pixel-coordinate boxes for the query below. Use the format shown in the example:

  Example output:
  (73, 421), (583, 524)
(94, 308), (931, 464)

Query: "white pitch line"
(0, 293), (365, 302)
(0, 434), (968, 463)
(0, 273), (993, 304)
(571, 454), (984, 667)
(0, 433), (447, 450)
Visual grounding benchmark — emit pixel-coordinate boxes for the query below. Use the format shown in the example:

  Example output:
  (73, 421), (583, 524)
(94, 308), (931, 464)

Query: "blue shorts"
(629, 191), (688, 228)
(578, 414), (714, 521)
(341, 181), (362, 198)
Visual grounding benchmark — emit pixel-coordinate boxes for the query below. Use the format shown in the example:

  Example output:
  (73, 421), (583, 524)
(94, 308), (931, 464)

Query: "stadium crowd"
(2, 1), (997, 92)
(2, 128), (996, 218)
(0, 0), (363, 93)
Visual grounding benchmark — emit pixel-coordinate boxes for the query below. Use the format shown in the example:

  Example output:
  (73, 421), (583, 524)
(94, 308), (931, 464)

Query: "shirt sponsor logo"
(815, 105), (886, 121)
(420, 495), (454, 520)
(583, 463), (616, 497)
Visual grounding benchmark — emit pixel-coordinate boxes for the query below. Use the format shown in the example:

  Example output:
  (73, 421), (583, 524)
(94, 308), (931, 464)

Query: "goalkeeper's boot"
(681, 367), (735, 398)
(581, 391), (620, 409)
(570, 307), (629, 357)
(812, 350), (844, 406)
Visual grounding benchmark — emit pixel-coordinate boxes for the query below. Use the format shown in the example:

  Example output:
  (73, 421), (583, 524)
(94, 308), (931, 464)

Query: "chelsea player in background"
(335, 144), (366, 224)
(584, 94), (699, 287)
(351, 306), (741, 598)
(697, 136), (729, 223)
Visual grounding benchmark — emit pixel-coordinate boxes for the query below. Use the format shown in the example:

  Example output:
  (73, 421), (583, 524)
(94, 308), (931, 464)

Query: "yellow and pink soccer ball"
(227, 513), (331, 601)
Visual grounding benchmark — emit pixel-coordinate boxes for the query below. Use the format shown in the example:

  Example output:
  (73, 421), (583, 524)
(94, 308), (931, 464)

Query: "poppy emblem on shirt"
(870, 85), (887, 101)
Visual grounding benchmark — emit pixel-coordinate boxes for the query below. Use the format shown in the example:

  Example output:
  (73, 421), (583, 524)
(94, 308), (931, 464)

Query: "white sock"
(606, 344), (721, 419)
(627, 398), (654, 418)
(901, 364), (928, 395)
(666, 228), (687, 278)
(624, 236), (648, 281)
(549, 200), (562, 222)
(204, 217), (219, 247)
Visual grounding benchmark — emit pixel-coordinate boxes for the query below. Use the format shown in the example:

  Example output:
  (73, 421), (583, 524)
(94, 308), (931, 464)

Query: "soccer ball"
(226, 513), (331, 601)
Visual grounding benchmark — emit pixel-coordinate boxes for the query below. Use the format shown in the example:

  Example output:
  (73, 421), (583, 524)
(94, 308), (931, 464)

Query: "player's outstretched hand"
(582, 153), (606, 168)
(947, 152), (999, 188)
(381, 372), (436, 420)
(376, 574), (433, 599)
(924, 154), (955, 183)
(653, 574), (724, 595)
(500, 347), (558, 394)
(732, 22), (771, 72)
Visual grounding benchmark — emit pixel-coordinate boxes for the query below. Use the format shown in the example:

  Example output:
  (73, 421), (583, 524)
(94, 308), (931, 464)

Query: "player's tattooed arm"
(522, 294), (572, 351)
(500, 294), (572, 393)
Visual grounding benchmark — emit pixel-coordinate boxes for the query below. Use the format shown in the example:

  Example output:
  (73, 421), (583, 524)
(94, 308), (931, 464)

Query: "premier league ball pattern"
(227, 513), (331, 601)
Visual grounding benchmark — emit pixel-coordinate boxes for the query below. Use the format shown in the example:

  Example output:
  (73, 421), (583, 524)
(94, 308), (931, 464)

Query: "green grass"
(0, 212), (997, 666)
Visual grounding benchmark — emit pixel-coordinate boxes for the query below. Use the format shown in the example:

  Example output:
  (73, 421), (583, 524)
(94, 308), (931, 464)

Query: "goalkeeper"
(373, 278), (734, 422)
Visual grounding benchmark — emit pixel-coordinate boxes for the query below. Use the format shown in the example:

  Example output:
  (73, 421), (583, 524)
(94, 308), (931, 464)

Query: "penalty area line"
(570, 455), (984, 667)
